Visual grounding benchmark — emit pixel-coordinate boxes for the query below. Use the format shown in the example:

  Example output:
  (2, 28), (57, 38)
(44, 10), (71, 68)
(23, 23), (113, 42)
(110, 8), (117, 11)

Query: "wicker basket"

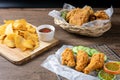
(54, 18), (111, 37)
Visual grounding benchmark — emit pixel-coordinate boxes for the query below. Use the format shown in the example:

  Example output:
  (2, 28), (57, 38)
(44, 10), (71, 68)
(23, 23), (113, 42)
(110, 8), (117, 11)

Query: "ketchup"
(39, 28), (51, 33)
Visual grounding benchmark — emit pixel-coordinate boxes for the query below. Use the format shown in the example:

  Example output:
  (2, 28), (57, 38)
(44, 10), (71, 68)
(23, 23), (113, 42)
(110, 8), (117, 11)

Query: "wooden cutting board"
(0, 38), (59, 65)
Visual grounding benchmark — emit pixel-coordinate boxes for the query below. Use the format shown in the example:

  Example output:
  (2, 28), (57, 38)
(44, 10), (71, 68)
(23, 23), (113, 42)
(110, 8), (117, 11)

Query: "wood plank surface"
(0, 38), (59, 65)
(0, 8), (120, 80)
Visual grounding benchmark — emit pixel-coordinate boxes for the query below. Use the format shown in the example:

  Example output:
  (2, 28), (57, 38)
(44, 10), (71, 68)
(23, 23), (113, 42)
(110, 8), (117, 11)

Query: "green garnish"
(61, 11), (68, 20)
(98, 70), (116, 80)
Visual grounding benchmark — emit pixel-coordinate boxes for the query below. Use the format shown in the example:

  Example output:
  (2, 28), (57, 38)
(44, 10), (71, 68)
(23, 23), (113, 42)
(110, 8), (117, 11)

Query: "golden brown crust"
(61, 48), (75, 67)
(75, 50), (89, 71)
(83, 6), (94, 15)
(94, 10), (109, 20)
(66, 8), (90, 26)
(65, 6), (109, 26)
(83, 53), (105, 74)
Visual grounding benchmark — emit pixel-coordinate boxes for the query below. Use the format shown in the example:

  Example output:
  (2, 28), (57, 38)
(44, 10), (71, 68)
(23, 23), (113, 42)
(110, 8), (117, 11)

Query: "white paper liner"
(41, 45), (99, 80)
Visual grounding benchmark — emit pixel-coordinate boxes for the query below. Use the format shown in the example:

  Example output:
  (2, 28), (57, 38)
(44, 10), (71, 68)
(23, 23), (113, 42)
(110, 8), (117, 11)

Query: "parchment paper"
(41, 45), (99, 80)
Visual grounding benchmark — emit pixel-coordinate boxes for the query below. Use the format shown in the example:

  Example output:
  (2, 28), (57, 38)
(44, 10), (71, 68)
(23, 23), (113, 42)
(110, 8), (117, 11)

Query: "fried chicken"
(61, 48), (75, 67)
(83, 6), (94, 15)
(66, 8), (90, 26)
(94, 10), (109, 20)
(83, 53), (105, 74)
(66, 8), (80, 22)
(65, 6), (109, 26)
(75, 50), (89, 71)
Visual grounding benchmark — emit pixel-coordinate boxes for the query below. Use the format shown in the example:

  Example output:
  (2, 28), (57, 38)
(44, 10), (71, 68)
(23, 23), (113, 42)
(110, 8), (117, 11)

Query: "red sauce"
(39, 28), (51, 33)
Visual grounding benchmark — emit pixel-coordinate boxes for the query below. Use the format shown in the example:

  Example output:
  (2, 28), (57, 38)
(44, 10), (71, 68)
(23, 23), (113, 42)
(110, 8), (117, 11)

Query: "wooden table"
(0, 8), (120, 80)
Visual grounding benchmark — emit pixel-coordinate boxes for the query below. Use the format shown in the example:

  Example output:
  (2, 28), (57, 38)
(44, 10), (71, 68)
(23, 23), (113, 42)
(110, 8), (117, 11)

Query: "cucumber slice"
(72, 46), (78, 54)
(73, 45), (107, 61)
(77, 46), (84, 50)
(104, 55), (107, 61)
(78, 46), (91, 56)
(61, 11), (67, 19)
(90, 49), (99, 56)
(83, 47), (91, 56)
(81, 47), (87, 50)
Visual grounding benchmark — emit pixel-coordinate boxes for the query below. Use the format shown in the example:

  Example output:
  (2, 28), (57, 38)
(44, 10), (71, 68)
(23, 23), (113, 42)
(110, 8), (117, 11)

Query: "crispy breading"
(75, 50), (89, 71)
(65, 6), (109, 26)
(83, 53), (105, 74)
(66, 8), (81, 22)
(83, 6), (94, 15)
(66, 8), (90, 26)
(62, 48), (75, 67)
(94, 10), (109, 20)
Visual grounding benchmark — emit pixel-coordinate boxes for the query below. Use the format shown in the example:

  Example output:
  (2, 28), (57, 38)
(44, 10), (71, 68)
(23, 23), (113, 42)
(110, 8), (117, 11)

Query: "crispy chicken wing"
(83, 53), (105, 74)
(62, 48), (75, 67)
(94, 10), (109, 20)
(75, 50), (89, 71)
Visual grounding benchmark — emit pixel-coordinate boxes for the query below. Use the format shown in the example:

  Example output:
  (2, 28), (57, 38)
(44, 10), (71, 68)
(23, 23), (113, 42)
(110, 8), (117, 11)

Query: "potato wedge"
(5, 23), (13, 35)
(22, 40), (34, 49)
(0, 19), (39, 51)
(14, 34), (27, 51)
(3, 36), (15, 48)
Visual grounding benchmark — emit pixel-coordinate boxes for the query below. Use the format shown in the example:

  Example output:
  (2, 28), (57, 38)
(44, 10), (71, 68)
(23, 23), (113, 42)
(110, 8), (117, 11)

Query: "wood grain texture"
(0, 38), (59, 65)
(0, 8), (120, 80)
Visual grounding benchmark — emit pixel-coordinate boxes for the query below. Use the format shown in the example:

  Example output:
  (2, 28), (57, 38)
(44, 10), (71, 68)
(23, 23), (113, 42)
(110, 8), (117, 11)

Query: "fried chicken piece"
(62, 48), (75, 67)
(69, 10), (90, 26)
(83, 6), (96, 21)
(67, 8), (90, 26)
(83, 53), (105, 74)
(66, 8), (81, 22)
(83, 6), (94, 15)
(94, 10), (109, 20)
(66, 6), (94, 26)
(75, 50), (89, 71)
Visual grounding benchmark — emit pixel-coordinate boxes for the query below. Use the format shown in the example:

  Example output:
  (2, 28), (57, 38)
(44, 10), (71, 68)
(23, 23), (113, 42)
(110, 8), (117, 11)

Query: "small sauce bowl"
(37, 24), (55, 42)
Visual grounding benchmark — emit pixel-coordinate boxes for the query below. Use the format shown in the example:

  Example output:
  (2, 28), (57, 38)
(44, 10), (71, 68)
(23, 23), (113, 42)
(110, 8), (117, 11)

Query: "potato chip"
(3, 36), (15, 48)
(0, 24), (7, 35)
(14, 34), (27, 51)
(22, 39), (34, 49)
(0, 19), (39, 51)
(4, 20), (14, 24)
(5, 23), (13, 35)
(0, 34), (6, 40)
